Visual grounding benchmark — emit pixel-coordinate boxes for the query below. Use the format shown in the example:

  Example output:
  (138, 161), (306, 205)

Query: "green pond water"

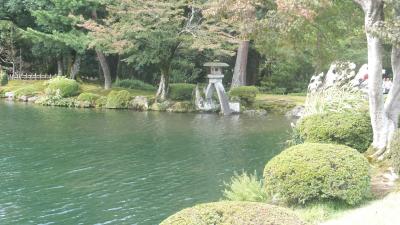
(0, 101), (291, 225)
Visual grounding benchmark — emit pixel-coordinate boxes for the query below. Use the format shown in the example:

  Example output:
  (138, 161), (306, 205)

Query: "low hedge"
(169, 83), (196, 101)
(77, 92), (100, 103)
(264, 143), (371, 205)
(160, 201), (306, 225)
(389, 130), (400, 174)
(114, 79), (156, 91)
(229, 86), (259, 107)
(45, 76), (80, 97)
(14, 86), (40, 98)
(297, 112), (372, 152)
(105, 90), (131, 109)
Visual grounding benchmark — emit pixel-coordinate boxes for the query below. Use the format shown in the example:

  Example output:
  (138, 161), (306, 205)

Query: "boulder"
(167, 101), (194, 113)
(150, 101), (171, 111)
(5, 92), (14, 99)
(243, 109), (268, 116)
(18, 95), (29, 102)
(28, 96), (38, 103)
(285, 105), (305, 119)
(130, 96), (149, 111)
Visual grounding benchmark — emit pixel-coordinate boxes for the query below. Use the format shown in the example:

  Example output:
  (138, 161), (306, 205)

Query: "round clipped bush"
(229, 86), (259, 107)
(169, 83), (196, 101)
(389, 130), (400, 174)
(264, 143), (370, 205)
(297, 112), (372, 152)
(105, 90), (131, 109)
(160, 201), (306, 225)
(45, 76), (80, 97)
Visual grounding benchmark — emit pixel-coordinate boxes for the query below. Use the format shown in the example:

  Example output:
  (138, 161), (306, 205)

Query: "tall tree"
(84, 0), (206, 100)
(205, 0), (261, 88)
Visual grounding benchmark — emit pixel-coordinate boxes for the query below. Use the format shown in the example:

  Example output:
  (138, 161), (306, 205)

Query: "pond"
(0, 101), (291, 225)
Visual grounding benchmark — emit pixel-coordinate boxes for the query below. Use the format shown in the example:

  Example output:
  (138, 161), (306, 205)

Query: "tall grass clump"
(303, 87), (367, 117)
(223, 171), (268, 202)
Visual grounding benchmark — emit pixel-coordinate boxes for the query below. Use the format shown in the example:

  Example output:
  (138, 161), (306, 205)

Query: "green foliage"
(77, 92), (100, 107)
(168, 83), (196, 101)
(286, 127), (305, 147)
(297, 112), (372, 152)
(229, 86), (259, 107)
(45, 76), (80, 97)
(105, 90), (131, 109)
(160, 201), (306, 225)
(95, 96), (108, 108)
(14, 86), (39, 97)
(36, 92), (76, 107)
(303, 88), (368, 116)
(223, 171), (268, 202)
(264, 143), (371, 205)
(114, 79), (156, 91)
(0, 71), (8, 86)
(389, 130), (400, 174)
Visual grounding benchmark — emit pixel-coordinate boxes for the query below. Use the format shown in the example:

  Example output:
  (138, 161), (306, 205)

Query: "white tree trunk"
(57, 58), (63, 76)
(70, 55), (81, 80)
(96, 49), (112, 90)
(156, 72), (168, 101)
(231, 40), (249, 89)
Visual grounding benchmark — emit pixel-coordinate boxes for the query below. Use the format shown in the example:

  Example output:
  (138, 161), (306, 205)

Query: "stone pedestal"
(205, 75), (232, 115)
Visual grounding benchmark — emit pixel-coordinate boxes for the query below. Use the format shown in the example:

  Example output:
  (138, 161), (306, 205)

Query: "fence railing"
(8, 73), (57, 80)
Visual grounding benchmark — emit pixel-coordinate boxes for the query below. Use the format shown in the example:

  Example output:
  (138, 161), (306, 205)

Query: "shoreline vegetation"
(0, 79), (306, 115)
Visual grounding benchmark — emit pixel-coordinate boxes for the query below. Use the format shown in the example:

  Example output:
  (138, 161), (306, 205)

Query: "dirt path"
(321, 193), (400, 225)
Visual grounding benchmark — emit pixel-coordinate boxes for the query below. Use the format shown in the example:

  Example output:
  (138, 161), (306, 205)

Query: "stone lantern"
(203, 61), (233, 115)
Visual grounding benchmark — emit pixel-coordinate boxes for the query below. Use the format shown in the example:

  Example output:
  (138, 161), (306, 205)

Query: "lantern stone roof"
(204, 62), (229, 67)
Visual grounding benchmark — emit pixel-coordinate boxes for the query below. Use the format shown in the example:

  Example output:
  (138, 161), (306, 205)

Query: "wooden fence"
(8, 73), (57, 80)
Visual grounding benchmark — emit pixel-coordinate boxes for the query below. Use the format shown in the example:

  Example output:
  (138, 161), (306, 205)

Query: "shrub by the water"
(77, 92), (100, 103)
(168, 83), (195, 101)
(45, 76), (80, 97)
(14, 86), (39, 97)
(95, 96), (108, 108)
(160, 201), (306, 225)
(297, 112), (372, 152)
(389, 130), (400, 174)
(114, 79), (156, 91)
(264, 143), (371, 205)
(105, 90), (131, 109)
(0, 71), (8, 86)
(223, 171), (268, 202)
(229, 86), (259, 107)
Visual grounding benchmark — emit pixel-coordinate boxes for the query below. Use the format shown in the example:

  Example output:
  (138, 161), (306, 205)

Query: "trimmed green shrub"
(229, 86), (259, 107)
(45, 76), (80, 97)
(77, 92), (100, 103)
(168, 83), (195, 101)
(14, 86), (39, 98)
(264, 143), (371, 205)
(36, 94), (76, 107)
(114, 79), (156, 91)
(160, 201), (306, 225)
(389, 130), (400, 174)
(95, 96), (108, 108)
(297, 112), (372, 152)
(223, 171), (268, 202)
(105, 90), (131, 109)
(0, 71), (8, 86)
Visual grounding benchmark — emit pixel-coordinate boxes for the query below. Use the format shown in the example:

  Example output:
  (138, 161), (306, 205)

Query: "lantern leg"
(215, 82), (232, 115)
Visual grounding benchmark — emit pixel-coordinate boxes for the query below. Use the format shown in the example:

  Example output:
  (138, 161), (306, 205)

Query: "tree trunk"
(57, 58), (63, 76)
(373, 6), (400, 158)
(231, 40), (249, 89)
(96, 49), (112, 90)
(354, 0), (386, 156)
(156, 69), (169, 101)
(70, 54), (81, 80)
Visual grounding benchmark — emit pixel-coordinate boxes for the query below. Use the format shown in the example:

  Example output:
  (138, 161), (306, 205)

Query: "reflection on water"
(0, 101), (290, 224)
